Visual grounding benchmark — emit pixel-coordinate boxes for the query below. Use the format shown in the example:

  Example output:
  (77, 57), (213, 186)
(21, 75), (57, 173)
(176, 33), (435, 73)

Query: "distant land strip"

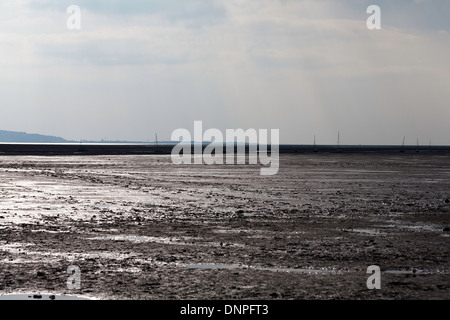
(1, 143), (450, 156)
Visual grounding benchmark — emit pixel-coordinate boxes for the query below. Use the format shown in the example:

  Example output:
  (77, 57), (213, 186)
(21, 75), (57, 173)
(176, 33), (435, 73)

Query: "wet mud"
(0, 154), (449, 299)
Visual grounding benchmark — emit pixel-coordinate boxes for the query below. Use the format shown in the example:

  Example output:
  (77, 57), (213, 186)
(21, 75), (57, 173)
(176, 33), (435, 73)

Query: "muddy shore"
(0, 154), (449, 300)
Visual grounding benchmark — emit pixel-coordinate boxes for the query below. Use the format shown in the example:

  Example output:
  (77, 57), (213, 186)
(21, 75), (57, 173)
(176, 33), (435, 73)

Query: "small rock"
(443, 227), (450, 232)
(445, 199), (450, 204)
(270, 292), (280, 298)
(235, 210), (245, 217)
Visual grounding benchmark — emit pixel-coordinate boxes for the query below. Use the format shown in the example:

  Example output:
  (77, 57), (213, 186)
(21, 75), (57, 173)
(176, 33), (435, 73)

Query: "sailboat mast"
(336, 131), (342, 153)
(313, 134), (318, 152)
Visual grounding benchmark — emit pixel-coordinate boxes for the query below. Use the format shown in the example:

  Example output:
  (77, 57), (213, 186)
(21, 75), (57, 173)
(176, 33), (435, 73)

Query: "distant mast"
(400, 136), (405, 153)
(337, 131), (342, 153)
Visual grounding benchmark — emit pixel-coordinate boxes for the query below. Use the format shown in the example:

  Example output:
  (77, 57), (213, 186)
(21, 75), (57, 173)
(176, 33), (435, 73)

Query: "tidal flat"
(0, 154), (449, 299)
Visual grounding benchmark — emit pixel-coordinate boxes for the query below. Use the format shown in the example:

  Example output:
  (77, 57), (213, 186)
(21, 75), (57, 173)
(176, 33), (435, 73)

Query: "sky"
(0, 0), (449, 144)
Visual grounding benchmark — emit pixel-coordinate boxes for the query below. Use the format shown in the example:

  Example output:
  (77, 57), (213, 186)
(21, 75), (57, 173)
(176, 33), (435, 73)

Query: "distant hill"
(0, 130), (69, 143)
(0, 130), (172, 144)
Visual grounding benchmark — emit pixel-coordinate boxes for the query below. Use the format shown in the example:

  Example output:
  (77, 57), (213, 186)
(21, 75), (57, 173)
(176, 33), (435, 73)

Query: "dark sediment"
(0, 153), (449, 300)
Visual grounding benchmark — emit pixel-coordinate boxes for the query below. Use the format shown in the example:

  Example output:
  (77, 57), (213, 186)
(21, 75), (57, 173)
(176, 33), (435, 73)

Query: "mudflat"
(0, 154), (449, 299)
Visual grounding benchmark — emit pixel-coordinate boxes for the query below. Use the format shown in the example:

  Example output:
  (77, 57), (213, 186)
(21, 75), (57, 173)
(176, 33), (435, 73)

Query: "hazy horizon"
(1, 1), (449, 145)
(1, 128), (448, 147)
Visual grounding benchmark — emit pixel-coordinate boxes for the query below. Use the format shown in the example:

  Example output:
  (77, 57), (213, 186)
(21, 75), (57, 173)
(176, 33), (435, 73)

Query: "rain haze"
(1, 0), (449, 144)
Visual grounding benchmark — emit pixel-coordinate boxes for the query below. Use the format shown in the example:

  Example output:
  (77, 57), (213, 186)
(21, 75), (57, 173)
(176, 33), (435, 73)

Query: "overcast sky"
(1, 0), (449, 144)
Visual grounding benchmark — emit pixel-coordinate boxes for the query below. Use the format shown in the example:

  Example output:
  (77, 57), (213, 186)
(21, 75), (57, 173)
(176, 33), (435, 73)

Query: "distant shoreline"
(1, 143), (450, 156)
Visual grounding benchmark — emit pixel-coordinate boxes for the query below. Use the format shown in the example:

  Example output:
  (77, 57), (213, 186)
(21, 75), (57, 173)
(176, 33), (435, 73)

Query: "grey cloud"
(1, 0), (449, 144)
(33, 36), (211, 66)
(276, 0), (450, 31)
(28, 0), (227, 27)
